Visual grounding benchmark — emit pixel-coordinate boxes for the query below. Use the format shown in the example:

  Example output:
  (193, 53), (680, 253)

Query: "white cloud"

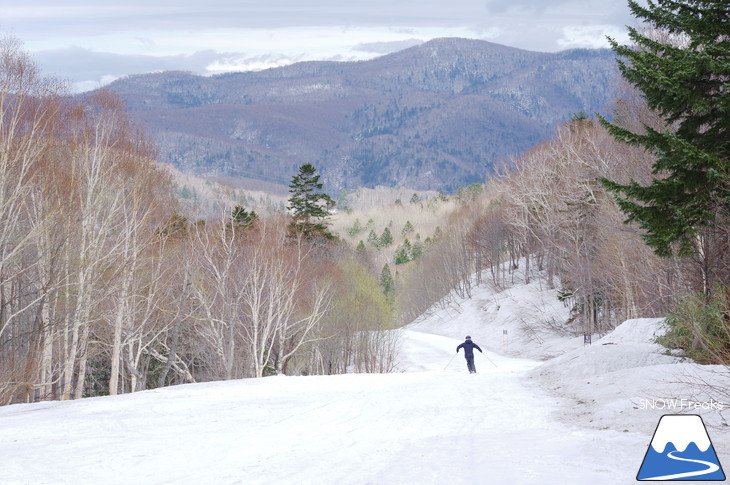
(7, 1), (635, 89)
(352, 39), (424, 55)
(0, 5), (124, 20)
(71, 75), (118, 94)
(205, 54), (307, 74)
(557, 25), (629, 49)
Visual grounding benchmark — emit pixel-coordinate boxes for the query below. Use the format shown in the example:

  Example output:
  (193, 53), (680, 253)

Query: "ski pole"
(481, 351), (498, 368)
(444, 352), (457, 370)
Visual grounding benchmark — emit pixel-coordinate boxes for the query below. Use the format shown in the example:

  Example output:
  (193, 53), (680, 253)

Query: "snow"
(1, 268), (729, 484)
(597, 317), (669, 345)
(408, 269), (578, 361)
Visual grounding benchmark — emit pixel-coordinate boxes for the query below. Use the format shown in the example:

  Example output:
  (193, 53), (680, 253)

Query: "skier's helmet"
(465, 335), (471, 340)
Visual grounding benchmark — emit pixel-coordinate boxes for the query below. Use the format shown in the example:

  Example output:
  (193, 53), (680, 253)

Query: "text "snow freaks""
(638, 399), (725, 411)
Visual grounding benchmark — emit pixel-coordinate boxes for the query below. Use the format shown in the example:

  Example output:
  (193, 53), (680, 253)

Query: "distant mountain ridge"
(102, 38), (620, 191)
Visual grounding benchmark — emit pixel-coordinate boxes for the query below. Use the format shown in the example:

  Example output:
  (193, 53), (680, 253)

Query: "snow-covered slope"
(408, 267), (579, 361)
(1, 267), (728, 484)
(0, 332), (644, 485)
(534, 318), (678, 386)
(531, 317), (730, 434)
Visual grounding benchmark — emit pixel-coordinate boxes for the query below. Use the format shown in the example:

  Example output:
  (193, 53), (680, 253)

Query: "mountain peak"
(419, 37), (528, 52)
(100, 38), (618, 191)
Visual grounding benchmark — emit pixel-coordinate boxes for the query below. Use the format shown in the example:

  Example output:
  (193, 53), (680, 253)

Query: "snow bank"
(408, 265), (730, 445)
(530, 318), (730, 434)
(408, 266), (579, 361)
(535, 318), (676, 380)
(596, 317), (668, 345)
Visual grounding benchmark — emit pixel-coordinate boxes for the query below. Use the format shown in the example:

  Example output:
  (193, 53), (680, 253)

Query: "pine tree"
(402, 220), (414, 236)
(355, 240), (369, 266)
(380, 264), (395, 296)
(600, 1), (729, 261)
(287, 163), (336, 239)
(394, 239), (413, 265)
(412, 234), (424, 260)
(347, 218), (363, 237)
(367, 229), (380, 248)
(379, 227), (393, 247)
(228, 205), (257, 233)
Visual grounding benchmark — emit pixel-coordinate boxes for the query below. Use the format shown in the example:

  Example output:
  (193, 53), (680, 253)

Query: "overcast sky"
(2, 1), (637, 92)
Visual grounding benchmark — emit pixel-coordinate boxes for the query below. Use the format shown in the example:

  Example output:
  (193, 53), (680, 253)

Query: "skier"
(456, 336), (483, 373)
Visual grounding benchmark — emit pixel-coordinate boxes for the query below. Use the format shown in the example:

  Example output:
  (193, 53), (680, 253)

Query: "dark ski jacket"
(456, 340), (482, 358)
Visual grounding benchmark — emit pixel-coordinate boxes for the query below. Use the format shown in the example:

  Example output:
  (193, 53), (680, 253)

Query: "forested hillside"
(100, 38), (619, 191)
(0, 37), (397, 405)
(392, 0), (729, 364)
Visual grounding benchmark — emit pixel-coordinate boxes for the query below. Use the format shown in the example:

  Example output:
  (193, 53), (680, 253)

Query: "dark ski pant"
(465, 356), (476, 373)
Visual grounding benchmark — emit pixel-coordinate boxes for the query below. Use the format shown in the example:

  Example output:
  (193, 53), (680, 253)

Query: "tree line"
(0, 38), (397, 405)
(395, 0), (729, 363)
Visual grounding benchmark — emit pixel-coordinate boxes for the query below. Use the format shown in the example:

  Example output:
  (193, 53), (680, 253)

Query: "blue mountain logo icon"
(637, 414), (725, 481)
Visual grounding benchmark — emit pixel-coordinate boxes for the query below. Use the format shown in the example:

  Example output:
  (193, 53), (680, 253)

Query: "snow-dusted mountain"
(97, 38), (619, 192)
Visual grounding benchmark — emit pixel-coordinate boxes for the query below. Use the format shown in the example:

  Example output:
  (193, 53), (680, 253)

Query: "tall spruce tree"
(288, 163), (335, 239)
(600, 1), (729, 265)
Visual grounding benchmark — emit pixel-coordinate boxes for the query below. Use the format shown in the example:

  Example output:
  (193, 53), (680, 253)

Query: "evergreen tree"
(402, 220), (414, 236)
(394, 239), (413, 265)
(412, 234), (424, 260)
(347, 218), (363, 237)
(600, 1), (729, 260)
(179, 186), (196, 200)
(379, 227), (393, 247)
(355, 240), (369, 266)
(367, 229), (380, 249)
(380, 264), (395, 296)
(228, 205), (257, 232)
(287, 163), (335, 239)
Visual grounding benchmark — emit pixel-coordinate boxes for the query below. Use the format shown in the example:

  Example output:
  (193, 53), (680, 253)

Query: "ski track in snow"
(1, 266), (728, 485)
(1, 329), (653, 485)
